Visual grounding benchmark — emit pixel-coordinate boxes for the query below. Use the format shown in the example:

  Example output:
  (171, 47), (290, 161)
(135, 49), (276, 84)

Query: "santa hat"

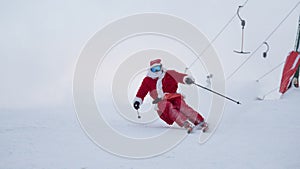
(150, 59), (162, 67)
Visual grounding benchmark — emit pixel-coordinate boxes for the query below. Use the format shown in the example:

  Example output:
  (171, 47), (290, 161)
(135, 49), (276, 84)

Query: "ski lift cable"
(258, 55), (299, 99)
(227, 1), (300, 81)
(255, 15), (299, 82)
(258, 86), (280, 100)
(186, 0), (250, 71)
(256, 61), (285, 82)
(186, 14), (236, 70)
(259, 71), (294, 99)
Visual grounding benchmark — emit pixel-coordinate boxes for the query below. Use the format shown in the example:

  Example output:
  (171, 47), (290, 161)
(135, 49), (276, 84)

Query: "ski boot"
(200, 122), (209, 132)
(183, 121), (194, 134)
(293, 77), (299, 88)
(194, 121), (209, 133)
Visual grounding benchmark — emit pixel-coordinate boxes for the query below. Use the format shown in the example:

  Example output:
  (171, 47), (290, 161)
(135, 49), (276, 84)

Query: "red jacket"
(135, 70), (188, 103)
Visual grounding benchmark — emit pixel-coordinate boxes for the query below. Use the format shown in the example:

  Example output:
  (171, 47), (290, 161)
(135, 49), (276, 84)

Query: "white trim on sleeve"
(133, 97), (143, 104)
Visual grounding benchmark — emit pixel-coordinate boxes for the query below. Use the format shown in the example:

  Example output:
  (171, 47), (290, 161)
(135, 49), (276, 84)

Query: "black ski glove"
(133, 101), (140, 110)
(185, 77), (194, 85)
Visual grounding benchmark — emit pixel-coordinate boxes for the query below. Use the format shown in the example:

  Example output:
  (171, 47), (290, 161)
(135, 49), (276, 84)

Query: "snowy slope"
(1, 0), (300, 169)
(1, 86), (300, 169)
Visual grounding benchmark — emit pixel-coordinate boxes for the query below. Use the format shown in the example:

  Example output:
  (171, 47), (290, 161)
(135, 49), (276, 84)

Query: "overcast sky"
(1, 0), (299, 111)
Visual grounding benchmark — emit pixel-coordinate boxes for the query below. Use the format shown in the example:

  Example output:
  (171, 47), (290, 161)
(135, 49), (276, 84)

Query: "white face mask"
(154, 69), (163, 75)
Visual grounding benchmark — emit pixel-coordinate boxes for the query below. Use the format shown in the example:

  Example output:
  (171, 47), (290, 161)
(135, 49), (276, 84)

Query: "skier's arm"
(168, 70), (194, 85)
(133, 78), (150, 105)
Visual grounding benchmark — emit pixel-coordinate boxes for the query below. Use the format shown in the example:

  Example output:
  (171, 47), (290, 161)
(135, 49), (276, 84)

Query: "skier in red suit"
(133, 59), (207, 133)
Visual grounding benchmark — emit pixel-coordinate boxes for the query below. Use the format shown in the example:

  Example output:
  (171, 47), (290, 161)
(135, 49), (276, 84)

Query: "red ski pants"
(156, 96), (204, 127)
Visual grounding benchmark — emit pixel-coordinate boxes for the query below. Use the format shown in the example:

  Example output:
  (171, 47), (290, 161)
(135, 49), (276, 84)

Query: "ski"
(187, 126), (194, 134)
(201, 122), (209, 133)
(187, 122), (209, 134)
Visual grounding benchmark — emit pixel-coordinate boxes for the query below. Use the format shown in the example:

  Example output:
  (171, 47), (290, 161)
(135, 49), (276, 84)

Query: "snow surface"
(1, 87), (300, 169)
(1, 0), (300, 168)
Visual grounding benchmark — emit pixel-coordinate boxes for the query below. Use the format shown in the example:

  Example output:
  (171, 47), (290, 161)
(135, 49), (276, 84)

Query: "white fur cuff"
(133, 97), (143, 104)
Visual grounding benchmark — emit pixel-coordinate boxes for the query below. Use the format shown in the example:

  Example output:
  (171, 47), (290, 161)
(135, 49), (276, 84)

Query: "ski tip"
(202, 127), (208, 133)
(187, 127), (194, 134)
(202, 122), (209, 133)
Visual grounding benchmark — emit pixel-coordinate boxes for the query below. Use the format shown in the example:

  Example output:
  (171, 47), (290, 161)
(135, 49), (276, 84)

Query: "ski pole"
(193, 82), (241, 105)
(136, 110), (141, 119)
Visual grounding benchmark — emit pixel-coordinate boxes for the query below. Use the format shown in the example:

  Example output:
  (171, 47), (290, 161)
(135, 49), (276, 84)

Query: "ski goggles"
(150, 65), (162, 72)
